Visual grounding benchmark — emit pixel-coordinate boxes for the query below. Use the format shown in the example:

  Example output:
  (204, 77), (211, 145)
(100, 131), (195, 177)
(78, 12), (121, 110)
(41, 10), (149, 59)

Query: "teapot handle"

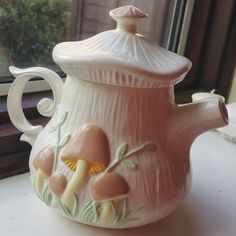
(7, 66), (64, 146)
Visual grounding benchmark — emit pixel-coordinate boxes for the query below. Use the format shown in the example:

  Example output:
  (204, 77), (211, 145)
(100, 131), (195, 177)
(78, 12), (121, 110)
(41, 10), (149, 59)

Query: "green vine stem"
(54, 122), (61, 171)
(106, 141), (156, 173)
(49, 111), (70, 171)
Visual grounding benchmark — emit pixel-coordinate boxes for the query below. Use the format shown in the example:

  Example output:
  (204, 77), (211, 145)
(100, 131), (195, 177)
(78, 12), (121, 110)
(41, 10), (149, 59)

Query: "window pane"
(0, 0), (190, 85)
(75, 0), (179, 49)
(0, 0), (71, 81)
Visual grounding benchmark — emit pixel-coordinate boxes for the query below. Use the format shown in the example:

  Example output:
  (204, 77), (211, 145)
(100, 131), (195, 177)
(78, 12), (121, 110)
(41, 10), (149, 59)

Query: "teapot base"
(41, 194), (185, 229)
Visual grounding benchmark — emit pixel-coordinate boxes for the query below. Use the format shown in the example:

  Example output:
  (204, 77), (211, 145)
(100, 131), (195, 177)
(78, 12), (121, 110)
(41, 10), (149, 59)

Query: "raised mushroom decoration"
(80, 141), (156, 225)
(49, 172), (67, 196)
(48, 172), (74, 215)
(60, 123), (110, 212)
(33, 146), (54, 198)
(89, 172), (129, 224)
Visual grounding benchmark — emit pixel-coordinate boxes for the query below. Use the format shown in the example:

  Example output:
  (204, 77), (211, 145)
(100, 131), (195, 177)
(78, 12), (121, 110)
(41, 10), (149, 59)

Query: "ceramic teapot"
(7, 5), (228, 229)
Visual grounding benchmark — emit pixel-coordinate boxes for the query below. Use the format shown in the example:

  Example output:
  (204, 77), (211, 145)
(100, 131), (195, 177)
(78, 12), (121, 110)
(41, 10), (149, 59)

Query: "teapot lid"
(53, 5), (192, 88)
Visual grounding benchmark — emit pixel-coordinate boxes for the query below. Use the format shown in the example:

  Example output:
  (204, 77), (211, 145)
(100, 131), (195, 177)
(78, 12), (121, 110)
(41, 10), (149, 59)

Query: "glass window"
(0, 0), (71, 82)
(0, 0), (191, 85)
(74, 0), (188, 50)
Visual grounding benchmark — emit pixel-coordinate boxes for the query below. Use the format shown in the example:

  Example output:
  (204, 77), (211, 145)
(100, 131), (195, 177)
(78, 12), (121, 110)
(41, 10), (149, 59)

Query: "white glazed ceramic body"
(7, 5), (228, 229)
(34, 78), (190, 227)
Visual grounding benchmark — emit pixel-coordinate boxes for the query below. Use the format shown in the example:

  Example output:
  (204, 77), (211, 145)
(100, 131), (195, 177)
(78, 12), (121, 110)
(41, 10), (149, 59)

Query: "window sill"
(0, 132), (236, 235)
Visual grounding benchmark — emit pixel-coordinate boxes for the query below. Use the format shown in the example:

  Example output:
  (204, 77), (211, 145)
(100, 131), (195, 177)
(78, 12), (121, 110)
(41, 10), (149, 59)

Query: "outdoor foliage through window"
(0, 0), (71, 77)
(0, 0), (186, 82)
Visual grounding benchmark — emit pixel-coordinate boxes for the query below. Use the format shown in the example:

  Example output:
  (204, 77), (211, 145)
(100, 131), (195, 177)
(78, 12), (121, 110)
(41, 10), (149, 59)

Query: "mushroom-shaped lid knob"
(90, 172), (129, 202)
(109, 5), (148, 33)
(49, 172), (67, 195)
(33, 147), (54, 177)
(61, 124), (110, 175)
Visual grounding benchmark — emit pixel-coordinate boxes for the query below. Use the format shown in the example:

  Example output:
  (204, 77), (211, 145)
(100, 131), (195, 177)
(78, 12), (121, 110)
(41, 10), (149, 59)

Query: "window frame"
(0, 0), (235, 179)
(179, 0), (236, 96)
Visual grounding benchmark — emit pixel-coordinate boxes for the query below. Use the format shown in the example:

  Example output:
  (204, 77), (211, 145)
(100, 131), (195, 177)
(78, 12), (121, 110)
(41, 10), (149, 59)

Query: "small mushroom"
(48, 173), (71, 215)
(33, 146), (54, 198)
(89, 172), (129, 224)
(49, 172), (67, 195)
(61, 124), (110, 210)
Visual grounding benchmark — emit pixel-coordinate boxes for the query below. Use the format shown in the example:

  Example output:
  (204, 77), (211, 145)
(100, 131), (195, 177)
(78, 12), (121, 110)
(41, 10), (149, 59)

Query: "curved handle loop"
(7, 66), (64, 146)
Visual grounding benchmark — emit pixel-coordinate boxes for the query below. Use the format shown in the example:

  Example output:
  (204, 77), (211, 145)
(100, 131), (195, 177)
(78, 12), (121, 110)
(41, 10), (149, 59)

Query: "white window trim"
(177, 0), (195, 55)
(0, 80), (51, 96)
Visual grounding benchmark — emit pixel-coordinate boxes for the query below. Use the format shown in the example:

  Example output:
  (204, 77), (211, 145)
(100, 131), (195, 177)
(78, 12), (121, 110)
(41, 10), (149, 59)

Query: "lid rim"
(57, 62), (190, 89)
(53, 54), (192, 82)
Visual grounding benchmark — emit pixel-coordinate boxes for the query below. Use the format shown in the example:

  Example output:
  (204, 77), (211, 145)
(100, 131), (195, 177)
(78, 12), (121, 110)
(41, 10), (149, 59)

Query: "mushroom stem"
(61, 159), (90, 210)
(34, 169), (47, 198)
(98, 201), (115, 224)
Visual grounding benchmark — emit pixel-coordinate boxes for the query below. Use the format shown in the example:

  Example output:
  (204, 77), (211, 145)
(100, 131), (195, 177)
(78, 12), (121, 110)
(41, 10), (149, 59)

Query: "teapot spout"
(171, 98), (228, 144)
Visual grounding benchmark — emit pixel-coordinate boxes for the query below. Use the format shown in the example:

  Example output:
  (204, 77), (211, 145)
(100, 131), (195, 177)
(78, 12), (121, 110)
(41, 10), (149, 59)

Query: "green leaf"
(122, 159), (138, 169)
(42, 184), (50, 202)
(83, 207), (91, 222)
(46, 192), (53, 206)
(71, 192), (78, 217)
(87, 211), (97, 224)
(92, 202), (99, 223)
(80, 201), (92, 217)
(79, 201), (94, 219)
(113, 198), (127, 225)
(49, 111), (68, 132)
(32, 177), (39, 198)
(119, 198), (127, 222)
(58, 134), (71, 148)
(59, 192), (78, 217)
(58, 111), (68, 126)
(126, 205), (144, 219)
(85, 211), (93, 223)
(57, 198), (72, 217)
(49, 125), (57, 133)
(82, 202), (99, 224)
(41, 184), (53, 206)
(115, 143), (128, 161)
(107, 201), (116, 225)
(88, 204), (98, 224)
(51, 143), (57, 148)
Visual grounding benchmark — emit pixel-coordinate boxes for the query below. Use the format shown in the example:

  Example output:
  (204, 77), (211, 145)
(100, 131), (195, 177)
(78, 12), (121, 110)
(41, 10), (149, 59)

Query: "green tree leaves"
(0, 0), (70, 65)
